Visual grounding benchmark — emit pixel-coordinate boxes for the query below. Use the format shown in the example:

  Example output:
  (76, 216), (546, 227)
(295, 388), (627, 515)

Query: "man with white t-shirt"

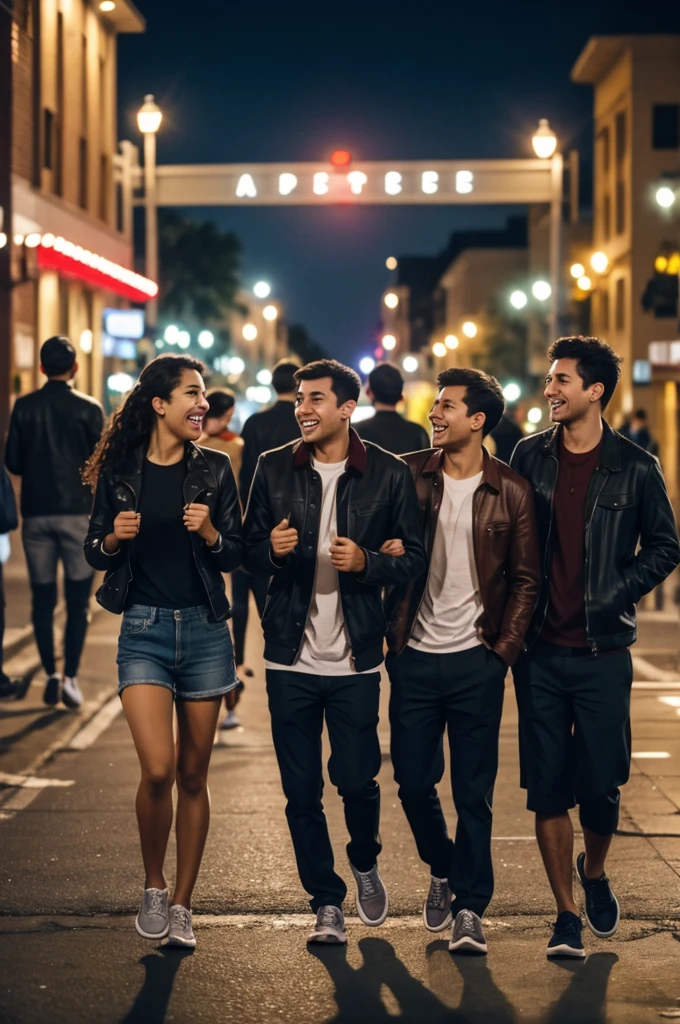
(242, 359), (426, 946)
(385, 367), (540, 955)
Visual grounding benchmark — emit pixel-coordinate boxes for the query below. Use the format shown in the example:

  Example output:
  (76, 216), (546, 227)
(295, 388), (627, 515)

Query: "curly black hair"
(83, 354), (205, 489)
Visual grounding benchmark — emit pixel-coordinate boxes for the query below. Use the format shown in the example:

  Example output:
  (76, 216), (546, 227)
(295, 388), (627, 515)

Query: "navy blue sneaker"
(547, 911), (586, 959)
(576, 852), (620, 938)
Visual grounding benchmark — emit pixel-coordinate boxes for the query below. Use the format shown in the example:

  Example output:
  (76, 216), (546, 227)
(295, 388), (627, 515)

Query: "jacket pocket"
(597, 493), (635, 510)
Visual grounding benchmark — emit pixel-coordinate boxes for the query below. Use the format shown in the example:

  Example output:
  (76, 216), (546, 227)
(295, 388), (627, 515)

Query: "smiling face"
(295, 376), (355, 445)
(152, 368), (209, 441)
(544, 358), (603, 426)
(429, 385), (485, 449)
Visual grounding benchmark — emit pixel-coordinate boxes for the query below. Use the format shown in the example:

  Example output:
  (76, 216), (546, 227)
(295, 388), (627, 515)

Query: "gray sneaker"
(135, 887), (169, 940)
(162, 904), (196, 948)
(423, 876), (453, 933)
(350, 862), (389, 927)
(448, 909), (487, 955)
(307, 905), (347, 944)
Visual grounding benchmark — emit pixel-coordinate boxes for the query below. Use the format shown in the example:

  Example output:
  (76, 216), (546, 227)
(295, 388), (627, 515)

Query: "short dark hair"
(40, 335), (76, 376)
(271, 358), (301, 395)
(206, 388), (236, 419)
(436, 367), (505, 437)
(294, 359), (361, 406)
(633, 408), (648, 421)
(547, 335), (622, 410)
(368, 363), (404, 406)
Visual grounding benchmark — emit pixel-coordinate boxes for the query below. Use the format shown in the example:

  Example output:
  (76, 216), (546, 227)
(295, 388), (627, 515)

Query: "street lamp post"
(532, 119), (562, 344)
(137, 95), (162, 328)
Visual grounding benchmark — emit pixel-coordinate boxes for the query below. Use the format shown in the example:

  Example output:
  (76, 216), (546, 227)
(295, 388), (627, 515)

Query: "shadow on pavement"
(544, 952), (618, 1024)
(426, 938), (516, 1022)
(119, 947), (194, 1024)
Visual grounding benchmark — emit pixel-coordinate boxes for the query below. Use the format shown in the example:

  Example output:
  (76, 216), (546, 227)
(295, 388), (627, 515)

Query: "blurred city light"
(25, 233), (41, 248)
(99, 1), (116, 10)
(242, 323), (258, 341)
(278, 173), (297, 196)
(228, 356), (245, 374)
(510, 289), (528, 310)
(262, 305), (278, 321)
(313, 172), (329, 195)
(503, 382), (522, 402)
(14, 234), (24, 245)
(590, 251), (609, 274)
(330, 150), (352, 168)
(348, 171), (368, 195)
(359, 357), (376, 374)
(462, 321), (477, 338)
(386, 257), (397, 270)
(402, 356), (419, 373)
(577, 275), (592, 291)
(253, 281), (271, 299)
(422, 171), (439, 194)
(79, 329), (93, 354)
(570, 263), (585, 279)
(0, 233), (6, 248)
(445, 334), (459, 350)
(656, 186), (676, 209)
(384, 292), (399, 309)
(155, 340), (164, 349)
(177, 330), (191, 349)
(385, 171), (402, 196)
(137, 94), (162, 134)
(164, 324), (179, 344)
(246, 386), (272, 404)
(655, 256), (669, 272)
(532, 118), (557, 159)
(532, 280), (552, 301)
(382, 334), (397, 351)
(527, 406), (543, 424)
(432, 342), (447, 358)
(197, 330), (214, 349)
(107, 372), (134, 393)
(257, 369), (273, 386)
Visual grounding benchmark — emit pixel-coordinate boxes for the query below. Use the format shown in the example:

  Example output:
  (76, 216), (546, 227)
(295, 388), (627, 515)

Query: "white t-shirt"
(266, 458), (377, 676)
(409, 470), (483, 655)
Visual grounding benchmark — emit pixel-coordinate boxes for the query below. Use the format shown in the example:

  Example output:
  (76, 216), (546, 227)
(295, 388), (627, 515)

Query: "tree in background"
(158, 211), (244, 323)
(286, 323), (328, 365)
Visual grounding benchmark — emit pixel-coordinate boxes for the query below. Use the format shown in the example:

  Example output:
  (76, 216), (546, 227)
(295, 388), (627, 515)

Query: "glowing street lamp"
(432, 342), (447, 358)
(197, 330), (214, 349)
(177, 330), (191, 349)
(444, 334), (459, 350)
(527, 406), (543, 424)
(242, 323), (258, 341)
(164, 324), (179, 344)
(656, 186), (676, 209)
(382, 334), (396, 351)
(359, 357), (375, 374)
(532, 118), (557, 160)
(137, 95), (162, 328)
(137, 94), (162, 135)
(590, 251), (609, 274)
(262, 305), (278, 321)
(503, 382), (522, 403)
(510, 290), (528, 310)
(386, 257), (397, 270)
(253, 281), (271, 299)
(384, 292), (399, 309)
(532, 280), (552, 301)
(257, 369), (273, 385)
(577, 275), (592, 292)
(402, 356), (419, 373)
(570, 263), (585, 279)
(462, 321), (477, 339)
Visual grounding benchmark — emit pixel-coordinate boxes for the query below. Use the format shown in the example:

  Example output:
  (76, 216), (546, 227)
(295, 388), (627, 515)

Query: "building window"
(653, 104), (680, 150)
(79, 137), (88, 209)
(115, 181), (124, 233)
(43, 108), (53, 169)
(615, 278), (625, 331)
(598, 127), (610, 173)
(600, 286), (610, 332)
(615, 110), (626, 164)
(603, 193), (611, 241)
(54, 10), (64, 196)
(615, 181), (625, 235)
(99, 154), (110, 221)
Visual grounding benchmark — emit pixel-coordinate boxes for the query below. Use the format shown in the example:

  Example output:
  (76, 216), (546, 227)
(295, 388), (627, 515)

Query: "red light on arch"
(330, 150), (352, 168)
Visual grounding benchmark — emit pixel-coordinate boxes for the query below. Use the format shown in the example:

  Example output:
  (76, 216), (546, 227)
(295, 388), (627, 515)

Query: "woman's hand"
(184, 503), (219, 546)
(102, 510), (140, 553)
(380, 538), (405, 557)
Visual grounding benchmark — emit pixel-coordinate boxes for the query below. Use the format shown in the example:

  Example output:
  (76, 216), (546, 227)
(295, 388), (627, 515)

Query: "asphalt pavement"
(1, 593), (680, 1023)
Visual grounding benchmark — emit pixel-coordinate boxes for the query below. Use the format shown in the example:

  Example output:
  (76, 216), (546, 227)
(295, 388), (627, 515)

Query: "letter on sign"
(347, 171), (368, 195)
(236, 173), (257, 198)
(422, 171), (439, 195)
(455, 170), (474, 194)
(313, 172), (330, 196)
(385, 171), (402, 196)
(279, 173), (298, 196)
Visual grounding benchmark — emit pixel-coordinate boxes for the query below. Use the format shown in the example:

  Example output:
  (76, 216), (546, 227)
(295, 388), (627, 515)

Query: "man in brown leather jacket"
(385, 367), (540, 954)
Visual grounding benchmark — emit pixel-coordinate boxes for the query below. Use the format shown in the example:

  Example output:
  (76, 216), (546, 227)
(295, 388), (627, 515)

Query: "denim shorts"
(117, 605), (238, 700)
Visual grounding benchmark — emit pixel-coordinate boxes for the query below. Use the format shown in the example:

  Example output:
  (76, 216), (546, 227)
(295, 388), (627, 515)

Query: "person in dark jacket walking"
(5, 336), (104, 710)
(385, 368), (540, 955)
(83, 355), (242, 950)
(243, 359), (426, 946)
(355, 362), (430, 454)
(510, 336), (680, 960)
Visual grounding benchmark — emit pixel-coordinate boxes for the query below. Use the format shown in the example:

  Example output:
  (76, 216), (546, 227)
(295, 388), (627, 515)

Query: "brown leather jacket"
(385, 447), (540, 666)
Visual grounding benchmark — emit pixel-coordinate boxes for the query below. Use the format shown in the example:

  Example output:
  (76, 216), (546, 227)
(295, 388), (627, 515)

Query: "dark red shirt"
(541, 436), (603, 647)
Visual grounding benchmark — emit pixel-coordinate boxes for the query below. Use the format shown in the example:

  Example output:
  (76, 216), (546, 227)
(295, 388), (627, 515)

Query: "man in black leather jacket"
(510, 335), (680, 959)
(243, 359), (426, 946)
(5, 337), (103, 710)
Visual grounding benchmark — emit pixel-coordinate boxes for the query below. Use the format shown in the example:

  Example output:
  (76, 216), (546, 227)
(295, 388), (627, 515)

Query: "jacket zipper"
(583, 468), (608, 656)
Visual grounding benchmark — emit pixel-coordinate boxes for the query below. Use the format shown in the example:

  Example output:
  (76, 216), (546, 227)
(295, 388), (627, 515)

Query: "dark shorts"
(513, 642), (633, 824)
(117, 604), (238, 701)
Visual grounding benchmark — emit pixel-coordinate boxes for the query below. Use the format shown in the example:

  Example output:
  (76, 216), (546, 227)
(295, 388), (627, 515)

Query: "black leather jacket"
(242, 429), (427, 671)
(510, 421), (680, 653)
(84, 443), (242, 619)
(239, 400), (300, 508)
(5, 380), (104, 516)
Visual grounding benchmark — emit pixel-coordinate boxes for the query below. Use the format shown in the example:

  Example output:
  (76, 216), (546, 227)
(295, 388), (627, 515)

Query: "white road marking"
(0, 771), (74, 789)
(66, 695), (121, 751)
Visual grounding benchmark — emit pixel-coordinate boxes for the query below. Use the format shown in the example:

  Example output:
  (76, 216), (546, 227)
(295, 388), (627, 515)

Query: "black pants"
(31, 577), (93, 678)
(513, 642), (633, 835)
(388, 644), (506, 918)
(0, 561), (7, 682)
(266, 668), (382, 911)
(230, 570), (268, 666)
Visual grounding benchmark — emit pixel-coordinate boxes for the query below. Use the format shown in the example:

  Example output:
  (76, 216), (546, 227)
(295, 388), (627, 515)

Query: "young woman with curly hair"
(84, 354), (242, 949)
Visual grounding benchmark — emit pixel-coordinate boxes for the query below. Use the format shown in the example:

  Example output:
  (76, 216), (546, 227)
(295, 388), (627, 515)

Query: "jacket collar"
(421, 445), (500, 493)
(293, 427), (368, 475)
(114, 441), (214, 493)
(541, 420), (620, 472)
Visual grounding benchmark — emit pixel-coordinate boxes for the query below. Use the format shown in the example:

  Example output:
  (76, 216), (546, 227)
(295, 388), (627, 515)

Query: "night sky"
(117, 1), (680, 367)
